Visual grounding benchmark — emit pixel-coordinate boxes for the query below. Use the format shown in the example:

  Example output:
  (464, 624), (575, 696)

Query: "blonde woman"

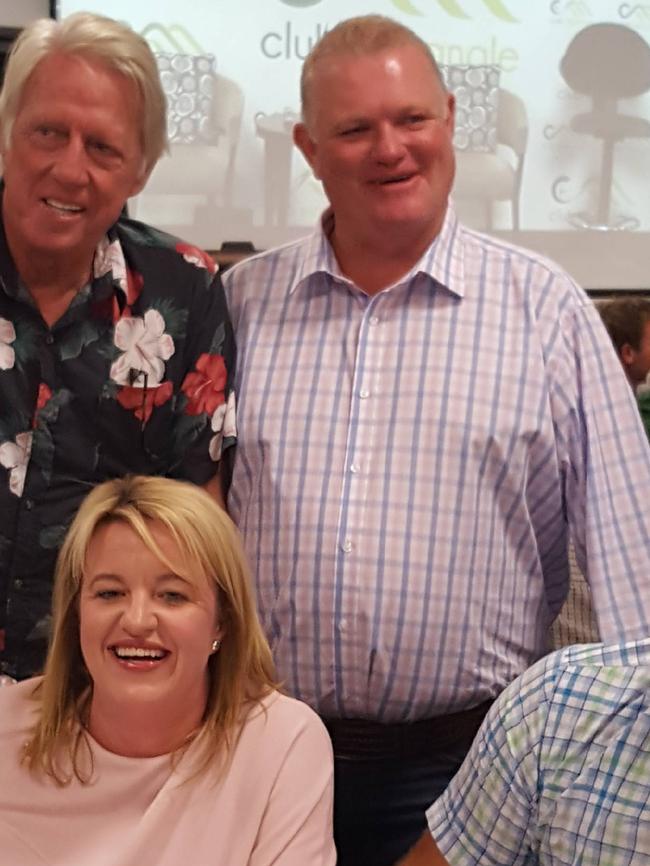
(0, 476), (335, 865)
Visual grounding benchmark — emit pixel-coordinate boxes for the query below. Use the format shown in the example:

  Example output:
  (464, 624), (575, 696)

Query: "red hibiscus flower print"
(116, 381), (173, 423)
(181, 353), (226, 416)
(32, 383), (53, 427)
(175, 242), (218, 274)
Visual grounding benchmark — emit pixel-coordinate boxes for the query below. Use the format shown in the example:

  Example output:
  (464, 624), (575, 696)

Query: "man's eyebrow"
(333, 116), (369, 130)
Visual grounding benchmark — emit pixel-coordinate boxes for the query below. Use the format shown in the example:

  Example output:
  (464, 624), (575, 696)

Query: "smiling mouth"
(110, 646), (170, 663)
(43, 198), (84, 214)
(372, 173), (417, 187)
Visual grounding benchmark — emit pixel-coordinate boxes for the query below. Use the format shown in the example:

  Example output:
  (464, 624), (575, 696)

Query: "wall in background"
(0, 0), (50, 28)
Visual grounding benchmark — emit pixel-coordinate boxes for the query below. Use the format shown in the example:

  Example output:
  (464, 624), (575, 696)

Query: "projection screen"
(54, 0), (650, 290)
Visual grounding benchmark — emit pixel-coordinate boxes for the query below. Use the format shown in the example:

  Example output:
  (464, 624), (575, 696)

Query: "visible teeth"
(114, 647), (165, 659)
(46, 199), (82, 212)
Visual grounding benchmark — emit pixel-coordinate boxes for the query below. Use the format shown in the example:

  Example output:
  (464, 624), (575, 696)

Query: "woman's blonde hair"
(23, 475), (277, 784)
(0, 12), (168, 177)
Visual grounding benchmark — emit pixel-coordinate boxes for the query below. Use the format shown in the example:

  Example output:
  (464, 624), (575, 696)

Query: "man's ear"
(128, 165), (151, 199)
(444, 91), (456, 135)
(620, 343), (635, 369)
(293, 122), (320, 179)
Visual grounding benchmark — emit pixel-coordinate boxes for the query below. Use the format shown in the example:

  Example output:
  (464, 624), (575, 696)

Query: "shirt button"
(350, 463), (359, 474)
(359, 388), (370, 399)
(13, 578), (23, 590)
(341, 538), (353, 553)
(24, 499), (34, 511)
(339, 619), (348, 632)
(369, 316), (380, 326)
(45, 333), (54, 345)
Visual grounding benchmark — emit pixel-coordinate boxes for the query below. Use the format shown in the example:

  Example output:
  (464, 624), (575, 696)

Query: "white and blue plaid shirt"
(223, 204), (650, 721)
(429, 638), (650, 865)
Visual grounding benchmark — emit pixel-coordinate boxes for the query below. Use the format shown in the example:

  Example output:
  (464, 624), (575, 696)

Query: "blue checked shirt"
(428, 639), (650, 865)
(223, 204), (650, 722)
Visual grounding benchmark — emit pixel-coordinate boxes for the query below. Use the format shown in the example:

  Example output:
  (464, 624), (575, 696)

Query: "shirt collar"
(288, 201), (466, 299)
(92, 227), (130, 306)
(287, 209), (342, 295)
(411, 201), (466, 299)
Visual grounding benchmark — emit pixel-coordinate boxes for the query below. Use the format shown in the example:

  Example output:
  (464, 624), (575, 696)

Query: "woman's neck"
(87, 696), (205, 758)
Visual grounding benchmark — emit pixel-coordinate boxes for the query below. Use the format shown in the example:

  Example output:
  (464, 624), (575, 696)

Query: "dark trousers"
(332, 745), (467, 866)
(325, 704), (492, 866)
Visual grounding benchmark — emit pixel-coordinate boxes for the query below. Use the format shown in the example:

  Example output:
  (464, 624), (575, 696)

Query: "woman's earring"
(211, 638), (221, 653)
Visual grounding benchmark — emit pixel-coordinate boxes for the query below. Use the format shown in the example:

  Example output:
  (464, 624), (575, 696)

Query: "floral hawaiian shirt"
(0, 214), (236, 679)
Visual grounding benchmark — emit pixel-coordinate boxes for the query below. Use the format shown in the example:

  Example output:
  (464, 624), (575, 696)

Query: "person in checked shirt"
(223, 15), (650, 865)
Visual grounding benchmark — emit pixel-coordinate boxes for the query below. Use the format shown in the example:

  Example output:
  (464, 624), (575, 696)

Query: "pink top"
(0, 679), (335, 866)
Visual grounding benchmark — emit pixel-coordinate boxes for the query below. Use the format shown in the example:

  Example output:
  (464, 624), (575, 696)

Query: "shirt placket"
(333, 293), (386, 716)
(5, 285), (98, 672)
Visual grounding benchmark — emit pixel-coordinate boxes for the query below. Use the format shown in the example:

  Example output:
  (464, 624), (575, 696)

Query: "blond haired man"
(224, 15), (650, 865)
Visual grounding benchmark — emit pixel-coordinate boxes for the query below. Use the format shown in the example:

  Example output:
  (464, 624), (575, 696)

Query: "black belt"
(322, 700), (493, 761)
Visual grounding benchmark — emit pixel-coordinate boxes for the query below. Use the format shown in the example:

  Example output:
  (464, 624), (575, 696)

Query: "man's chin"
(368, 205), (444, 236)
(16, 223), (103, 260)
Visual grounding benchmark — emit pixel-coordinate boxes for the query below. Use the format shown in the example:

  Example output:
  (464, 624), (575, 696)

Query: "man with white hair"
(0, 13), (236, 681)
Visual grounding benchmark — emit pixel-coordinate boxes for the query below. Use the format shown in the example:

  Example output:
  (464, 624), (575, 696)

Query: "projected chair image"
(131, 54), (244, 230)
(560, 23), (650, 231)
(452, 88), (528, 231)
